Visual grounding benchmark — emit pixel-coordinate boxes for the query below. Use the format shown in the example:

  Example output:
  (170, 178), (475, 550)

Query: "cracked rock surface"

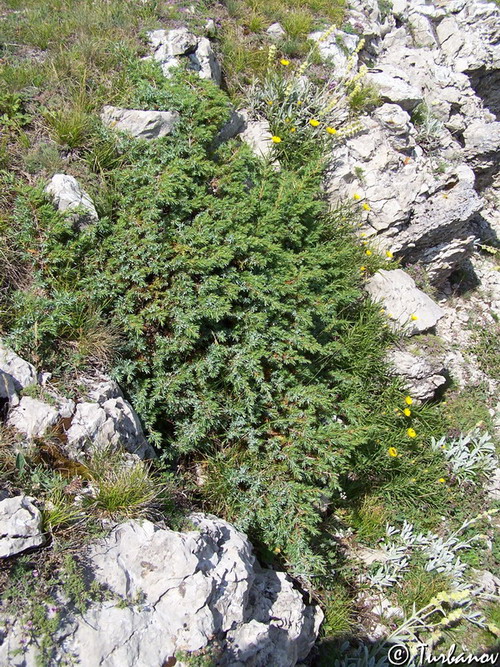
(0, 515), (322, 667)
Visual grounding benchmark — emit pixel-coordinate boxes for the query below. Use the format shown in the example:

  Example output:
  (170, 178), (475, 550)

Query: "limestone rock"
(0, 342), (37, 393)
(65, 380), (155, 460)
(7, 396), (59, 438)
(0, 370), (18, 408)
(266, 22), (286, 40)
(187, 37), (221, 85)
(45, 174), (98, 226)
(309, 29), (360, 77)
(0, 495), (45, 558)
(1, 515), (323, 665)
(148, 28), (222, 84)
(101, 106), (179, 140)
(239, 113), (274, 159)
(365, 65), (423, 110)
(365, 269), (445, 334)
(213, 109), (247, 147)
(464, 121), (500, 171)
(386, 344), (447, 401)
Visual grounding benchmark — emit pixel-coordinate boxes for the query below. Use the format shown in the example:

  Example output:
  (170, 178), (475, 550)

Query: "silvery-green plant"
(364, 512), (497, 590)
(430, 428), (498, 485)
(334, 590), (487, 667)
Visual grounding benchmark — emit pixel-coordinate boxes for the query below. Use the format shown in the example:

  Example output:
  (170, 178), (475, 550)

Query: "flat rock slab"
(366, 269), (445, 335)
(101, 107), (180, 140)
(0, 495), (45, 558)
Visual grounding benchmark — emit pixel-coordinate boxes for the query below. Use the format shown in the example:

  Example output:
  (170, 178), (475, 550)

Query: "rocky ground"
(0, 0), (499, 665)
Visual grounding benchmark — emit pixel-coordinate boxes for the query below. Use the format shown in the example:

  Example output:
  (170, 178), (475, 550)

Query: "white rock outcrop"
(45, 174), (98, 226)
(0, 515), (322, 666)
(65, 379), (155, 460)
(366, 269), (445, 334)
(0, 343), (36, 395)
(0, 494), (45, 558)
(386, 344), (447, 401)
(101, 106), (180, 140)
(148, 27), (221, 85)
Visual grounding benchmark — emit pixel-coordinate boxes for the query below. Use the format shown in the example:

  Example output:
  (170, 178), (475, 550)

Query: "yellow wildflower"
(353, 193), (361, 200)
(273, 546), (281, 554)
(388, 447), (398, 457)
(271, 136), (282, 143)
(266, 100), (273, 106)
(309, 119), (320, 127)
(405, 396), (413, 405)
(360, 266), (366, 271)
(410, 313), (418, 321)
(297, 100), (303, 106)
(290, 127), (296, 132)
(407, 428), (417, 438)
(362, 203), (371, 211)
(326, 126), (337, 135)
(438, 477), (446, 483)
(403, 407), (411, 417)
(365, 249), (372, 256)
(280, 59), (290, 66)
(386, 250), (393, 258)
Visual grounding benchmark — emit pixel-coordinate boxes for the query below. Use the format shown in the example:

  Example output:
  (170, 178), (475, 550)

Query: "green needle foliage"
(1, 62), (447, 574)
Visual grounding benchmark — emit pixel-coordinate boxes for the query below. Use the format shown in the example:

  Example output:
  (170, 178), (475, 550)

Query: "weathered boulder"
(101, 106), (179, 140)
(366, 269), (445, 334)
(463, 121), (500, 171)
(7, 396), (59, 438)
(266, 22), (286, 40)
(239, 112), (274, 159)
(45, 174), (98, 226)
(386, 343), (447, 401)
(0, 495), (45, 558)
(213, 109), (247, 147)
(0, 515), (322, 666)
(365, 65), (423, 110)
(0, 343), (37, 394)
(65, 379), (155, 460)
(148, 28), (221, 84)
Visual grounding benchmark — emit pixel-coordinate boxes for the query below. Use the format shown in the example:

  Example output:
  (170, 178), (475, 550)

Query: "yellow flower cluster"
(429, 590), (470, 606)
(318, 24), (336, 43)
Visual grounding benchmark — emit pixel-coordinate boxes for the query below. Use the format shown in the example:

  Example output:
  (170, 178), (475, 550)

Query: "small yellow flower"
(386, 250), (393, 258)
(403, 407), (411, 417)
(407, 428), (417, 438)
(410, 313), (418, 321)
(271, 136), (282, 143)
(290, 127), (296, 132)
(360, 232), (366, 237)
(438, 477), (446, 483)
(362, 203), (371, 211)
(309, 119), (320, 127)
(280, 59), (290, 66)
(353, 193), (361, 200)
(297, 100), (303, 106)
(360, 266), (366, 271)
(388, 447), (398, 457)
(326, 126), (337, 135)
(405, 396), (413, 405)
(273, 546), (281, 553)
(365, 249), (372, 256)
(266, 100), (273, 106)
